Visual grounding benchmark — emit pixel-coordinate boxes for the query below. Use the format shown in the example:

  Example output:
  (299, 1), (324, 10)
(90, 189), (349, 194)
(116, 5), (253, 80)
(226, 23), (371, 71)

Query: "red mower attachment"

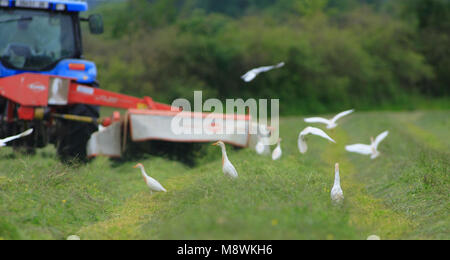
(0, 73), (263, 161)
(0, 73), (172, 119)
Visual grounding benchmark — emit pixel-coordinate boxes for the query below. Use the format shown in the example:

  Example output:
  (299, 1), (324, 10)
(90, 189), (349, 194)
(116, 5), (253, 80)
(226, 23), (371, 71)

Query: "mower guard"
(87, 109), (265, 158)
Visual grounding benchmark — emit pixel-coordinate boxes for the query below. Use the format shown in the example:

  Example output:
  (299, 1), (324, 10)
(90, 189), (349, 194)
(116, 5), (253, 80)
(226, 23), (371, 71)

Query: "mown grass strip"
(320, 128), (415, 239)
(77, 169), (201, 240)
(341, 111), (449, 239)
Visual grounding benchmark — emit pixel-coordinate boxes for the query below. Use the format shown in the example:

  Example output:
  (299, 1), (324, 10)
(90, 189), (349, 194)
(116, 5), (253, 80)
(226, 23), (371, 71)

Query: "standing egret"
(255, 138), (265, 155)
(67, 235), (81, 240)
(133, 163), (167, 194)
(298, 127), (336, 154)
(272, 138), (282, 161)
(304, 109), (354, 129)
(345, 131), (389, 159)
(331, 163), (344, 204)
(241, 62), (285, 82)
(0, 128), (33, 147)
(255, 125), (272, 155)
(212, 141), (238, 179)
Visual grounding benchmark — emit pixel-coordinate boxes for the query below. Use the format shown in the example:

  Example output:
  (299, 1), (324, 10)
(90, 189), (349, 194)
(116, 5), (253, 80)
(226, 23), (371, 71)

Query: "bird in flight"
(304, 109), (355, 129)
(345, 131), (389, 159)
(0, 128), (33, 147)
(241, 62), (285, 82)
(298, 127), (336, 154)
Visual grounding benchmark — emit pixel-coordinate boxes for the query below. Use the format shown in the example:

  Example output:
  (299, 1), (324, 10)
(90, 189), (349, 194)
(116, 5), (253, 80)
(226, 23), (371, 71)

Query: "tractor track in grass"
(77, 129), (416, 240)
(384, 113), (450, 239)
(77, 169), (202, 240)
(340, 111), (449, 239)
(58, 111), (448, 239)
(320, 128), (415, 239)
(387, 112), (449, 154)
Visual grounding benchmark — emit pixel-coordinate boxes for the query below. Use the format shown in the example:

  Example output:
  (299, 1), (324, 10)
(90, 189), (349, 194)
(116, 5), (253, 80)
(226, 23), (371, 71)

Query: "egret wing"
(148, 177), (167, 192)
(241, 71), (257, 82)
(331, 109), (355, 123)
(253, 65), (278, 74)
(223, 161), (238, 179)
(0, 129), (33, 144)
(242, 62), (285, 82)
(373, 131), (389, 149)
(302, 127), (336, 143)
(304, 117), (331, 125)
(275, 62), (285, 68)
(256, 62), (284, 72)
(345, 144), (372, 155)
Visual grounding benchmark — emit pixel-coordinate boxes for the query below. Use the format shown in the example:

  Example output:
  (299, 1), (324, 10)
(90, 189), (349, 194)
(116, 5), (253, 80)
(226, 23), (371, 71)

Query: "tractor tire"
(56, 104), (99, 164)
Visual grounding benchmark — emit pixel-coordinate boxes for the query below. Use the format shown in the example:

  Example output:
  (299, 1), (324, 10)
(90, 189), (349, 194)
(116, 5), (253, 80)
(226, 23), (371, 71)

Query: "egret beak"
(133, 163), (141, 169)
(212, 141), (219, 146)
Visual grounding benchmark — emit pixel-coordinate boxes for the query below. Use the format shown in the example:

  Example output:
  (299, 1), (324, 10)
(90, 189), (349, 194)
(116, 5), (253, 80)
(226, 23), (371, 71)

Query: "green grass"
(0, 110), (448, 240)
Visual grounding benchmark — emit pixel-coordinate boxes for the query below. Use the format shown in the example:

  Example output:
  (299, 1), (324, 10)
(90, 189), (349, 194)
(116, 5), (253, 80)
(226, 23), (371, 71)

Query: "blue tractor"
(0, 1), (257, 164)
(0, 0), (104, 161)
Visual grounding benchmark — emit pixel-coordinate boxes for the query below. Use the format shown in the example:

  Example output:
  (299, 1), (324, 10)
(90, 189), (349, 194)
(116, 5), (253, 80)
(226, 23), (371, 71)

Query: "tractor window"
(0, 8), (78, 71)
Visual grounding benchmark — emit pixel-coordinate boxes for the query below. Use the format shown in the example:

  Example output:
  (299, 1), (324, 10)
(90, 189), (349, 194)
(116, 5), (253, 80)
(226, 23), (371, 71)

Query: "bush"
(83, 0), (444, 115)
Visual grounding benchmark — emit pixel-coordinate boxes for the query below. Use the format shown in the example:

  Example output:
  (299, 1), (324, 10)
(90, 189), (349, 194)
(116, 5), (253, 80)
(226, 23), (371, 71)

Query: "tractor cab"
(0, 0), (106, 161)
(0, 0), (103, 83)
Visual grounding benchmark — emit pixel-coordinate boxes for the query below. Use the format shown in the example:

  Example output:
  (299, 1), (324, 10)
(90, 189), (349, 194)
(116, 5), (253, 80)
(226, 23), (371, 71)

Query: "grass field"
(0, 110), (448, 240)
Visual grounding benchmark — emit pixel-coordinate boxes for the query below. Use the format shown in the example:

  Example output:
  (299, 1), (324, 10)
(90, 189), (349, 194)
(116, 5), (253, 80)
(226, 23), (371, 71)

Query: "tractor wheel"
(56, 104), (99, 164)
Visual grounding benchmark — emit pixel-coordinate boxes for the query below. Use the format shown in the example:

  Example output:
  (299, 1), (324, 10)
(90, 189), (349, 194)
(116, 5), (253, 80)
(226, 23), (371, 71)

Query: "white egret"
(98, 124), (106, 132)
(255, 125), (272, 155)
(67, 235), (81, 240)
(133, 163), (167, 194)
(0, 128), (33, 147)
(272, 138), (282, 161)
(345, 131), (389, 159)
(212, 141), (238, 179)
(241, 62), (285, 82)
(367, 235), (381, 240)
(298, 127), (336, 154)
(255, 138), (265, 155)
(304, 109), (354, 129)
(331, 163), (344, 204)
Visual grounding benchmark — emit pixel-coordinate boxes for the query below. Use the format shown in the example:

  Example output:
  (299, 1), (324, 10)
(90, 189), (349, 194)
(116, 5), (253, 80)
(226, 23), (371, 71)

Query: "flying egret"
(272, 138), (282, 161)
(0, 128), (33, 147)
(331, 163), (344, 204)
(212, 141), (238, 179)
(133, 163), (167, 194)
(345, 131), (389, 159)
(241, 62), (285, 82)
(298, 127), (336, 154)
(304, 109), (355, 129)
